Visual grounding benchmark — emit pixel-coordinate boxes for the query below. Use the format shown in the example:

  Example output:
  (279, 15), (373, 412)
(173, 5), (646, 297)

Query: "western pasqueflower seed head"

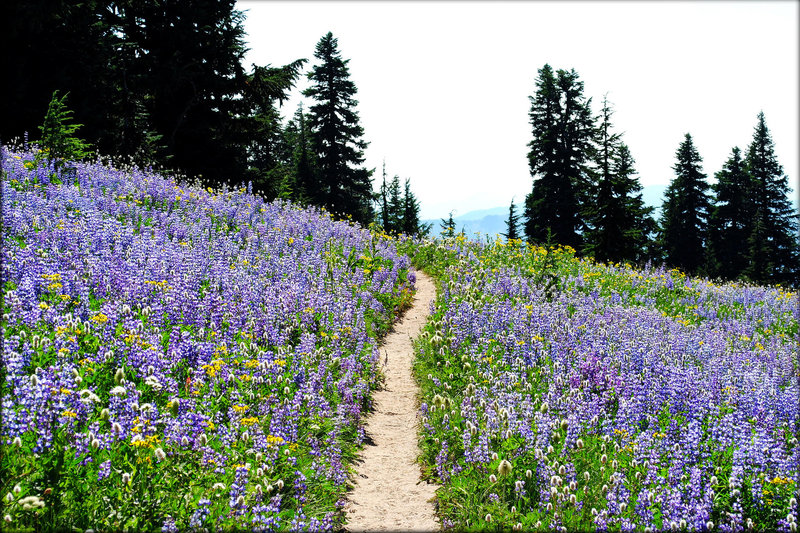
(12, 437), (22, 448)
(491, 452), (498, 461)
(100, 408), (110, 421)
(489, 474), (497, 483)
(122, 472), (131, 485)
(114, 368), (125, 385)
(498, 460), (512, 476)
(526, 469), (532, 479)
(276, 479), (284, 490)
(154, 448), (166, 461)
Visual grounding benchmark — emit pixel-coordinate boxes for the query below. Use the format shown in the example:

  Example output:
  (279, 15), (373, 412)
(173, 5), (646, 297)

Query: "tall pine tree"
(705, 146), (753, 280)
(657, 133), (711, 275)
(401, 178), (426, 236)
(503, 199), (520, 241)
(742, 112), (798, 285)
(304, 32), (374, 225)
(583, 96), (653, 263)
(524, 65), (594, 249)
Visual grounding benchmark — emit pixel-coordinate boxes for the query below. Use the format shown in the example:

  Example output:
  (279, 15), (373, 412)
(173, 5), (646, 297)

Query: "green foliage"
(741, 112), (799, 286)
(304, 32), (374, 225)
(440, 212), (457, 239)
(706, 146), (753, 280)
(524, 64), (595, 249)
(582, 96), (655, 264)
(502, 199), (520, 242)
(657, 133), (711, 275)
(36, 90), (91, 173)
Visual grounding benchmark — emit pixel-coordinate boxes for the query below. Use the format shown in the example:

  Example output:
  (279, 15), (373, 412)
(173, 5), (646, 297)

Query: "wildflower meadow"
(1, 146), (415, 531)
(2, 147), (798, 532)
(402, 237), (798, 532)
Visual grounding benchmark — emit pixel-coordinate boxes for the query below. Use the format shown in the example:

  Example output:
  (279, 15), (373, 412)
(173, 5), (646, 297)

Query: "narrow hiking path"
(344, 271), (439, 532)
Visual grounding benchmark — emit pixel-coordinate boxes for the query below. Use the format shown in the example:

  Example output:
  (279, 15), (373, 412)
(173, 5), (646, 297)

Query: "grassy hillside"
(1, 147), (415, 531)
(401, 236), (798, 532)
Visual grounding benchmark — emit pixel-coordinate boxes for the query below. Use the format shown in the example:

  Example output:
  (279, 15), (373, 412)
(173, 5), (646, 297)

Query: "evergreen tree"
(379, 161), (391, 230)
(387, 174), (403, 232)
(304, 32), (374, 225)
(657, 133), (711, 275)
(401, 178), (425, 236)
(524, 65), (594, 249)
(502, 199), (520, 241)
(36, 91), (92, 173)
(705, 146), (753, 280)
(583, 96), (653, 263)
(440, 212), (456, 238)
(742, 112), (799, 285)
(282, 102), (318, 205)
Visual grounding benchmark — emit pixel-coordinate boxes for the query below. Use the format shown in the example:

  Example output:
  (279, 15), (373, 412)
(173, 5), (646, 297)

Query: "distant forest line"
(2, 0), (797, 286)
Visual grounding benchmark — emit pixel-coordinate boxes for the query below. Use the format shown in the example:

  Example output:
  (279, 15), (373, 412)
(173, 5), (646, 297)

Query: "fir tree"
(440, 212), (456, 238)
(387, 174), (403, 233)
(401, 178), (425, 236)
(657, 133), (711, 275)
(379, 161), (391, 231)
(283, 102), (318, 205)
(705, 146), (753, 280)
(524, 65), (594, 249)
(36, 90), (91, 173)
(502, 199), (520, 241)
(304, 32), (374, 225)
(742, 112), (799, 285)
(583, 96), (653, 263)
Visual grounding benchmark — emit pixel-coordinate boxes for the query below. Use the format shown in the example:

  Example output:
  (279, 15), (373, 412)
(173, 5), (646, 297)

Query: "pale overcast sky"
(238, 1), (798, 220)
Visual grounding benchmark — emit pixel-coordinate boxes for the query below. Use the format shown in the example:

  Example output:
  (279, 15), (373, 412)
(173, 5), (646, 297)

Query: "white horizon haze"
(238, 1), (799, 221)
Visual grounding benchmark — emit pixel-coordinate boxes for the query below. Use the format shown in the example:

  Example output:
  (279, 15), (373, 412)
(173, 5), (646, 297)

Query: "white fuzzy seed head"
(498, 460), (512, 476)
(525, 469), (532, 479)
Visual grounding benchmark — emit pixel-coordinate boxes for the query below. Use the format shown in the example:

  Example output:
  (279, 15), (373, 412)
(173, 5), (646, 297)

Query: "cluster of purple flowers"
(1, 146), (414, 530)
(416, 239), (798, 531)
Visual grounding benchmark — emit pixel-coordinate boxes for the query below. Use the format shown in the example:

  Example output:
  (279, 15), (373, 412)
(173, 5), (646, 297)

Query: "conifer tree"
(440, 212), (456, 238)
(524, 65), (594, 249)
(401, 178), (425, 236)
(503, 199), (520, 241)
(36, 90), (91, 173)
(705, 146), (753, 280)
(387, 174), (403, 232)
(583, 96), (653, 263)
(304, 32), (374, 225)
(657, 133), (711, 275)
(379, 161), (391, 231)
(282, 102), (318, 205)
(742, 112), (799, 285)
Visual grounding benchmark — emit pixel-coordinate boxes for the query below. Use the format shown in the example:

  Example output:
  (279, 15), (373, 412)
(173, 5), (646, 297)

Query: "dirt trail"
(344, 270), (439, 532)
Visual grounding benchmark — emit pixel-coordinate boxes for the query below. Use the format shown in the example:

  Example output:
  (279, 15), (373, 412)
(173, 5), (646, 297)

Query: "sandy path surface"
(344, 270), (439, 532)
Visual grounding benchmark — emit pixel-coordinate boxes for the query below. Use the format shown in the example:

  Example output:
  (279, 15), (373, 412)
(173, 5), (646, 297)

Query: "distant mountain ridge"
(424, 184), (800, 239)
(423, 185), (670, 239)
